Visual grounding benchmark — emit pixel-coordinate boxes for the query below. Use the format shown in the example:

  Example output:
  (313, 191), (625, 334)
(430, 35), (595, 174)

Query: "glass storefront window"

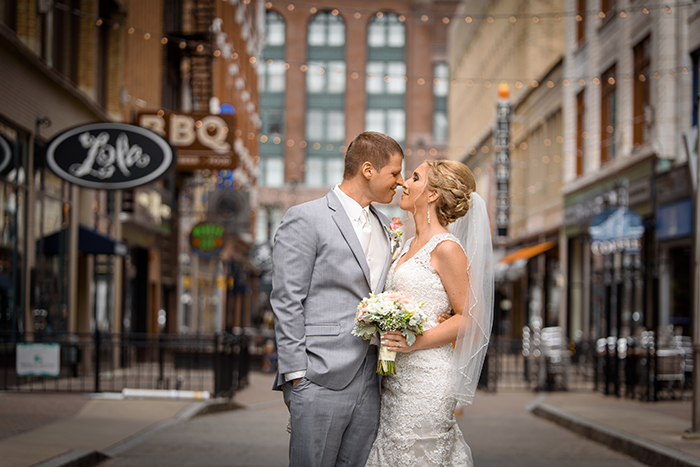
(32, 163), (70, 334)
(0, 122), (26, 334)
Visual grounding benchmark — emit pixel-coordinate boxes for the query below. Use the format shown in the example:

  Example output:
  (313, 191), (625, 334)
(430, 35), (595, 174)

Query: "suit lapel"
(328, 192), (372, 289)
(370, 205), (393, 292)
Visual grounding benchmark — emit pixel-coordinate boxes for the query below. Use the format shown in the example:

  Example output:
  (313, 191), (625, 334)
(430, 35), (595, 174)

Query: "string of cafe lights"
(126, 84), (679, 182)
(51, 0), (263, 126)
(264, 0), (691, 21)
(262, 58), (692, 88)
(46, 2), (691, 181)
(51, 0), (694, 86)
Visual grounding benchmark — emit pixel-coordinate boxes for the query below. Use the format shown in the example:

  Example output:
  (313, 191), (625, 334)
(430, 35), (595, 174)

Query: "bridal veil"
(448, 192), (494, 405)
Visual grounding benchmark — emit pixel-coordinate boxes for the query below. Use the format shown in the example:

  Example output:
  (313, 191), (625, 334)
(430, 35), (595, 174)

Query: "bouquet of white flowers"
(351, 291), (427, 375)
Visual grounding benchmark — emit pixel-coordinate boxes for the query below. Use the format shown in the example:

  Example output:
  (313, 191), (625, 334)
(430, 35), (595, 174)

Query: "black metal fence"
(479, 333), (691, 401)
(592, 333), (692, 401)
(0, 331), (249, 397)
(480, 338), (597, 393)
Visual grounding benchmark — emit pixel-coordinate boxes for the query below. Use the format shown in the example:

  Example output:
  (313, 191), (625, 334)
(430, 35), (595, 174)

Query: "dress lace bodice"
(365, 233), (473, 467)
(386, 233), (458, 332)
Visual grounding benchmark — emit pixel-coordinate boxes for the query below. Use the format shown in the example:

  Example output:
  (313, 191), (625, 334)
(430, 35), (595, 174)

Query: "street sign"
(494, 85), (511, 240)
(46, 123), (175, 189)
(138, 112), (238, 171)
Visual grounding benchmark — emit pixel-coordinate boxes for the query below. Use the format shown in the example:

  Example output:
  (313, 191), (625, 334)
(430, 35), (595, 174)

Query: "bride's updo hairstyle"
(425, 160), (476, 227)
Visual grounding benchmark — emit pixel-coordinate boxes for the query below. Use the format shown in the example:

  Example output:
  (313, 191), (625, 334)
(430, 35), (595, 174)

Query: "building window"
(693, 49), (700, 128)
(306, 110), (345, 142)
(601, 65), (617, 164)
(433, 63), (449, 97)
(39, 0), (80, 81)
(256, 205), (283, 244)
(307, 61), (346, 94)
(576, 91), (585, 176)
(576, 0), (586, 45)
(305, 12), (346, 187)
(260, 156), (284, 187)
(266, 11), (285, 46)
(260, 11), (287, 186)
(366, 13), (405, 145)
(262, 109), (284, 137)
(633, 36), (651, 147)
(433, 62), (448, 144)
(366, 61), (406, 95)
(0, 0), (17, 31)
(305, 156), (344, 187)
(576, 91), (586, 177)
(600, 0), (616, 16)
(259, 60), (286, 93)
(433, 112), (447, 145)
(308, 12), (345, 47)
(365, 109), (405, 142)
(368, 13), (405, 48)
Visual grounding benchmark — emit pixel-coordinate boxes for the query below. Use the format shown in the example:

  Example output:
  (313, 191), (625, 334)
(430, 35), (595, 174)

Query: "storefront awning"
(39, 225), (126, 256)
(499, 240), (557, 265)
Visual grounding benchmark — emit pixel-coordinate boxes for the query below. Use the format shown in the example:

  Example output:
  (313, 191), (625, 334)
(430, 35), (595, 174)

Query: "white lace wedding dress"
(365, 233), (473, 467)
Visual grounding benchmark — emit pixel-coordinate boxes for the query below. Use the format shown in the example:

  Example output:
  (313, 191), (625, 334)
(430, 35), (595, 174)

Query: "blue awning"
(39, 225), (126, 256)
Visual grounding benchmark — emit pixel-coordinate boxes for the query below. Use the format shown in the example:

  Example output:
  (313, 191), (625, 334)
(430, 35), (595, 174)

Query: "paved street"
(97, 373), (647, 467)
(98, 372), (290, 467)
(460, 392), (646, 467)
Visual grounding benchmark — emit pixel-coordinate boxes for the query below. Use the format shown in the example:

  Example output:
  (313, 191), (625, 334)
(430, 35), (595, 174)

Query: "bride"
(364, 160), (493, 467)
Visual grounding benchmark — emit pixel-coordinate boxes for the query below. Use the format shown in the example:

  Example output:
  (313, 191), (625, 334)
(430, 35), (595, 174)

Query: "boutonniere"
(385, 217), (404, 260)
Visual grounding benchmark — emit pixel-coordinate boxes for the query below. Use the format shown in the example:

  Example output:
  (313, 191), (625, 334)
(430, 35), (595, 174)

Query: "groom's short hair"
(343, 132), (404, 179)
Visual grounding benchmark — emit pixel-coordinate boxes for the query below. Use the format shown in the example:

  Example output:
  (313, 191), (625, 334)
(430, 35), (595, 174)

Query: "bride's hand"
(381, 330), (410, 353)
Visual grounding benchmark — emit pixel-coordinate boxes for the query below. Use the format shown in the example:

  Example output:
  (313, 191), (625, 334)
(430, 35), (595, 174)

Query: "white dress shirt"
(333, 186), (388, 293)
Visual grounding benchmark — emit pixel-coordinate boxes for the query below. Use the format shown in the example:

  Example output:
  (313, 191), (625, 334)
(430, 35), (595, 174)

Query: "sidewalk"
(0, 378), (254, 467)
(531, 391), (700, 467)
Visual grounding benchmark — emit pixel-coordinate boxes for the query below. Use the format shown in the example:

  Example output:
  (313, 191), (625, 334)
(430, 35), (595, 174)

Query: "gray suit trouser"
(282, 346), (380, 467)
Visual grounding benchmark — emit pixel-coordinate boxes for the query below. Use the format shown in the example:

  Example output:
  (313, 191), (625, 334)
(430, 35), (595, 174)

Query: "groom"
(271, 131), (404, 467)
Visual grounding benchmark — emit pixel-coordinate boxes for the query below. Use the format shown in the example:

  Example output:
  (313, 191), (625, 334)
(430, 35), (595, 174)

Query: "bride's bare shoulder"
(431, 238), (468, 272)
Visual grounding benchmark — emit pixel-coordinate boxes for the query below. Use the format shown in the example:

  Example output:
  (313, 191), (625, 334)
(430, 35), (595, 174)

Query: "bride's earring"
(427, 205), (432, 224)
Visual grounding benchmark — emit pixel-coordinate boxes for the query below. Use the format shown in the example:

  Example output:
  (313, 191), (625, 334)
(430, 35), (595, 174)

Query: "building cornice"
(563, 144), (657, 197)
(0, 23), (111, 128)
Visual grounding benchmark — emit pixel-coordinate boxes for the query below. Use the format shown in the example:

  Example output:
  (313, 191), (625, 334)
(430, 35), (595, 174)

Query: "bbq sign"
(46, 123), (175, 189)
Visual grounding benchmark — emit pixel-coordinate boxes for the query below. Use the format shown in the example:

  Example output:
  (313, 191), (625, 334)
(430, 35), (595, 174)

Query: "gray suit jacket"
(271, 190), (393, 391)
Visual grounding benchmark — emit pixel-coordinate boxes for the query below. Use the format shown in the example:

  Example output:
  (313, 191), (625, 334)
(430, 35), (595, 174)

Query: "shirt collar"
(333, 185), (370, 222)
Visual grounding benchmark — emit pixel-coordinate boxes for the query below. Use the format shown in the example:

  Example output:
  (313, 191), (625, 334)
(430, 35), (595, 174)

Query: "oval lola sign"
(0, 135), (11, 173)
(46, 123), (175, 189)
